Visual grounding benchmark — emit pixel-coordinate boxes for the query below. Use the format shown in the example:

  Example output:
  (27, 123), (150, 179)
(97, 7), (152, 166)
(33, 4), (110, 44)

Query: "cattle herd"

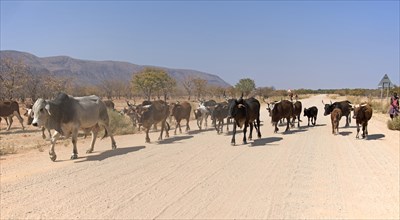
(0, 92), (374, 161)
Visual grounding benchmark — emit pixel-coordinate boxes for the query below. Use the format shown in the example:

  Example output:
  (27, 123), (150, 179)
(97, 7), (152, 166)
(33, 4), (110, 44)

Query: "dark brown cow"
(352, 103), (373, 139)
(137, 100), (170, 143)
(331, 108), (342, 135)
(323, 100), (352, 127)
(292, 101), (302, 127)
(268, 100), (293, 133)
(212, 102), (229, 134)
(0, 100), (24, 131)
(170, 101), (192, 135)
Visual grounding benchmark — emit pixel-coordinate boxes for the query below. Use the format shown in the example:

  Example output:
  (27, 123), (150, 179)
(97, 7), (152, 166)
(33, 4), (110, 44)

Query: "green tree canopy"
(235, 78), (256, 97)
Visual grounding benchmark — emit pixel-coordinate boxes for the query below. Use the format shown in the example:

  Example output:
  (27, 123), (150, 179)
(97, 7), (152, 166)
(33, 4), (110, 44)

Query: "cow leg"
(158, 121), (165, 141)
(356, 123), (360, 138)
(70, 128), (79, 159)
(145, 128), (151, 143)
(243, 123), (248, 144)
(297, 114), (300, 127)
(274, 123), (279, 133)
(165, 121), (170, 138)
(6, 117), (13, 131)
(248, 122), (253, 141)
(231, 123), (237, 146)
(285, 117), (291, 132)
(86, 127), (99, 154)
(345, 115), (349, 127)
(256, 118), (261, 138)
(174, 121), (178, 135)
(14, 111), (25, 130)
(221, 119), (224, 134)
(185, 118), (190, 132)
(307, 117), (310, 126)
(178, 119), (182, 134)
(49, 131), (61, 161)
(365, 122), (368, 138)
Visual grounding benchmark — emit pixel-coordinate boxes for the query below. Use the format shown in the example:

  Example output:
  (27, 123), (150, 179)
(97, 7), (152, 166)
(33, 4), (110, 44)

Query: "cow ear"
(45, 103), (51, 115)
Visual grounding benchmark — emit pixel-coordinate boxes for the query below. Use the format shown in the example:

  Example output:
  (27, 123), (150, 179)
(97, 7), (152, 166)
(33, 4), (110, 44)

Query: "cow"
(0, 100), (25, 131)
(136, 100), (170, 143)
(323, 100), (352, 127)
(212, 102), (229, 134)
(103, 100), (115, 110)
(227, 96), (261, 145)
(170, 101), (192, 135)
(25, 106), (52, 139)
(31, 93), (117, 161)
(331, 108), (342, 135)
(194, 102), (210, 130)
(268, 100), (294, 133)
(352, 103), (373, 139)
(292, 101), (302, 127)
(303, 106), (318, 126)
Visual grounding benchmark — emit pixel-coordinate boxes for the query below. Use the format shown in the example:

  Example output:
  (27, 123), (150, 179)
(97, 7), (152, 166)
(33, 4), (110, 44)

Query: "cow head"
(31, 98), (51, 127)
(227, 98), (245, 118)
(303, 108), (308, 117)
(322, 100), (335, 116)
(170, 102), (181, 116)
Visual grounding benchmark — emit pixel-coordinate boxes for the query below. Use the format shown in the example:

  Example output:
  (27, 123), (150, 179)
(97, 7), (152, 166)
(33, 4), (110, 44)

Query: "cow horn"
(45, 103), (51, 115)
(238, 104), (245, 108)
(360, 103), (367, 107)
(330, 100), (332, 105)
(322, 100), (325, 105)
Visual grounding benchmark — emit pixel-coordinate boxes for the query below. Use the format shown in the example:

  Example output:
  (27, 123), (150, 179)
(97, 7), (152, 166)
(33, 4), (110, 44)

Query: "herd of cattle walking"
(0, 92), (373, 161)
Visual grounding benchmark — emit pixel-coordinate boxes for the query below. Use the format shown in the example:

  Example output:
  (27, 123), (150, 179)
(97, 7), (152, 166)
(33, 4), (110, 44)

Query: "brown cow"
(0, 100), (24, 131)
(137, 100), (170, 143)
(268, 100), (294, 133)
(352, 103), (373, 139)
(170, 101), (192, 135)
(331, 108), (342, 135)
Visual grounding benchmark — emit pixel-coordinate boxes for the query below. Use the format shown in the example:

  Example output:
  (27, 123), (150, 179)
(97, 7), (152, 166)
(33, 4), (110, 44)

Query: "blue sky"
(1, 1), (399, 89)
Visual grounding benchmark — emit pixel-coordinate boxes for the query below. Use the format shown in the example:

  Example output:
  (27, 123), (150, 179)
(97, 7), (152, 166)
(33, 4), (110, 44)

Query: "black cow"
(212, 102), (229, 134)
(228, 96), (261, 145)
(269, 100), (294, 133)
(323, 100), (352, 127)
(170, 101), (192, 135)
(137, 100), (170, 143)
(303, 106), (318, 126)
(292, 101), (302, 127)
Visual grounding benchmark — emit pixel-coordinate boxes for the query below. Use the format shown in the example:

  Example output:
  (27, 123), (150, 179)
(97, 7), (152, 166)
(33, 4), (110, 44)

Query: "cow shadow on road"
(366, 134), (385, 140)
(75, 146), (145, 162)
(157, 135), (193, 144)
(188, 128), (214, 135)
(339, 131), (352, 136)
(251, 137), (283, 147)
(283, 128), (308, 135)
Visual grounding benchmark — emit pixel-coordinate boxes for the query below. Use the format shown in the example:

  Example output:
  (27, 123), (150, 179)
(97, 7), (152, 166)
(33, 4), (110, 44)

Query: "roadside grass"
(100, 109), (137, 136)
(387, 117), (400, 130)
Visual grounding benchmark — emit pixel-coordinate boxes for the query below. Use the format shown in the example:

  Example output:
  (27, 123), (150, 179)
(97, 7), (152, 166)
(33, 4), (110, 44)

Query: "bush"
(102, 109), (137, 136)
(370, 101), (390, 114)
(387, 117), (400, 130)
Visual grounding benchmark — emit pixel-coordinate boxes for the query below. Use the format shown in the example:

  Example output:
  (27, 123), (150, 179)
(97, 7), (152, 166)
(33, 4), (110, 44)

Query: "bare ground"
(0, 94), (399, 219)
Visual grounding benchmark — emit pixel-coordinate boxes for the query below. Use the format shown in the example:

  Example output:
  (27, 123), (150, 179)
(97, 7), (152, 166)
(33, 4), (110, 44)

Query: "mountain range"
(0, 50), (231, 88)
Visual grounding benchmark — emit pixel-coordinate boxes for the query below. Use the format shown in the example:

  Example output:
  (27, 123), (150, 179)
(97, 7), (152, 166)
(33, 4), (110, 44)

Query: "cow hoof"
(231, 142), (236, 146)
(243, 141), (247, 145)
(112, 143), (117, 150)
(49, 154), (57, 162)
(86, 149), (93, 154)
(70, 154), (78, 160)
(145, 138), (150, 143)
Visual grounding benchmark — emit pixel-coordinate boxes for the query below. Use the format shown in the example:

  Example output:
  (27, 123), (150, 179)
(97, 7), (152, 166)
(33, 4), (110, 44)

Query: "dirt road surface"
(1, 95), (399, 219)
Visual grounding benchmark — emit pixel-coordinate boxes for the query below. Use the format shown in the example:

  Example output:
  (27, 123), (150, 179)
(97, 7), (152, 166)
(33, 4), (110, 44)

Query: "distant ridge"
(0, 50), (231, 88)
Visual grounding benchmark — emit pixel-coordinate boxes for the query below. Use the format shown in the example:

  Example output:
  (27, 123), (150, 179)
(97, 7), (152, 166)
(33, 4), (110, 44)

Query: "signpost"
(378, 74), (394, 100)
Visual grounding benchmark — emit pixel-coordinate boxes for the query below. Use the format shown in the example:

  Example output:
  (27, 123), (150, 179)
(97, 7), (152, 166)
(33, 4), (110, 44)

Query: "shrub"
(106, 109), (137, 136)
(387, 117), (400, 130)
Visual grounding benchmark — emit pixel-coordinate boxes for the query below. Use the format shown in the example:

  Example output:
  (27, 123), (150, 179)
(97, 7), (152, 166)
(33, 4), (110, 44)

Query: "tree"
(235, 78), (256, 97)
(0, 58), (28, 100)
(182, 75), (194, 100)
(131, 67), (176, 101)
(192, 77), (207, 100)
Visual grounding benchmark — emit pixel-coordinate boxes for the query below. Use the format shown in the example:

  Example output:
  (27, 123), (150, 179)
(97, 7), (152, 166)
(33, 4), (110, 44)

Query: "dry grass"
(105, 109), (137, 136)
(387, 117), (400, 130)
(0, 143), (18, 155)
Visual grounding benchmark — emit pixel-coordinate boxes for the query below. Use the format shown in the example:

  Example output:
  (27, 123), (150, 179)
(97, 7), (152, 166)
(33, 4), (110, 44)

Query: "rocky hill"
(0, 50), (231, 88)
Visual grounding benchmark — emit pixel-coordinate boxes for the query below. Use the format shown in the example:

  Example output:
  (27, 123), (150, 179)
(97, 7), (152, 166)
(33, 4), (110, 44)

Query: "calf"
(292, 101), (302, 127)
(194, 103), (210, 130)
(352, 103), (373, 139)
(170, 101), (192, 135)
(331, 108), (342, 135)
(303, 106), (318, 126)
(0, 100), (24, 131)
(228, 96), (261, 145)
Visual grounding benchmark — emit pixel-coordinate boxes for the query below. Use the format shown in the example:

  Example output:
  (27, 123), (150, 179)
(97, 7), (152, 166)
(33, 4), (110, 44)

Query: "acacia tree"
(131, 67), (176, 101)
(0, 58), (28, 100)
(235, 78), (256, 97)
